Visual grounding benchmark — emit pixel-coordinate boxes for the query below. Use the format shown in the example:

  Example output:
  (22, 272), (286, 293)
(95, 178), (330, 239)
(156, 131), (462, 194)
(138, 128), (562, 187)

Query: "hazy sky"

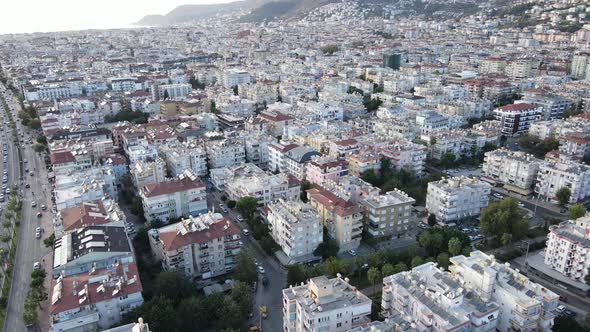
(0, 0), (237, 35)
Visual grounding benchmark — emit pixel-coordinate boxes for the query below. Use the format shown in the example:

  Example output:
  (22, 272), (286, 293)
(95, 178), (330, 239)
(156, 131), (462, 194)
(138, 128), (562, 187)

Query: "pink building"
(305, 156), (349, 186)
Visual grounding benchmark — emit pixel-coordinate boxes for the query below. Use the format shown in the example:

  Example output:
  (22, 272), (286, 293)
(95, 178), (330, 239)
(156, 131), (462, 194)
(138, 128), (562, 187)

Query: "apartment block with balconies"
(283, 276), (371, 332)
(482, 148), (543, 191)
(266, 199), (323, 259)
(544, 215), (590, 283)
(535, 160), (590, 203)
(426, 176), (491, 223)
(362, 189), (415, 238)
(493, 103), (542, 136)
(148, 212), (242, 279)
(449, 251), (559, 332)
(382, 261), (500, 332)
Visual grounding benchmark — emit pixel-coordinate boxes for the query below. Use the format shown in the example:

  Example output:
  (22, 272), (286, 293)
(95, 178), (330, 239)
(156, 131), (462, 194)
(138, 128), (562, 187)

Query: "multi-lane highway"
(1, 84), (53, 332)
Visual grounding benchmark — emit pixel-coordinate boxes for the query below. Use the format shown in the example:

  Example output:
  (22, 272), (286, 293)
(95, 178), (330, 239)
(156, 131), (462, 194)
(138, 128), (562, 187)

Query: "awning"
(504, 184), (532, 196)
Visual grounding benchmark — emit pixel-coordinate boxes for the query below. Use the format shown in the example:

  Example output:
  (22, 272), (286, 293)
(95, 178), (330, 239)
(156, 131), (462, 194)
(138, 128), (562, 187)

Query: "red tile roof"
(50, 150), (76, 165)
(158, 218), (240, 251)
(50, 263), (143, 315)
(141, 177), (205, 198)
(61, 201), (109, 232)
(496, 103), (537, 112)
(307, 187), (363, 217)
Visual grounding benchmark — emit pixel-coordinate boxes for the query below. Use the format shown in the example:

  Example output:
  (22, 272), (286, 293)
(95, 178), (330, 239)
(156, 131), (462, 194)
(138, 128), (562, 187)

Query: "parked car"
(559, 295), (568, 302)
(556, 305), (566, 314)
(35, 227), (41, 239)
(41, 204), (47, 210)
(36, 212), (42, 218)
(243, 229), (250, 236)
(31, 201), (36, 207)
(518, 202), (525, 208)
(348, 249), (357, 256)
(33, 262), (41, 270)
(257, 266), (265, 274)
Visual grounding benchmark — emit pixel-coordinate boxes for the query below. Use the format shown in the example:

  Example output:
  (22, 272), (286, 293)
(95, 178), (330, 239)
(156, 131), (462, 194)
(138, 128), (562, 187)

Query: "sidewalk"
(492, 187), (563, 215)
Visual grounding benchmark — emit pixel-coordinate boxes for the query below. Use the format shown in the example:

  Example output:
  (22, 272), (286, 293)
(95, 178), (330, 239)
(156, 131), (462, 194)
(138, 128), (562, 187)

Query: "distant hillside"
(136, 0), (511, 26)
(135, 0), (271, 26)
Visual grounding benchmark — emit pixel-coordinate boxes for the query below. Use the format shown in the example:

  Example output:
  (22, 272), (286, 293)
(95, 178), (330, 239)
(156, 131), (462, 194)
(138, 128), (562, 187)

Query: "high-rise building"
(383, 52), (402, 70)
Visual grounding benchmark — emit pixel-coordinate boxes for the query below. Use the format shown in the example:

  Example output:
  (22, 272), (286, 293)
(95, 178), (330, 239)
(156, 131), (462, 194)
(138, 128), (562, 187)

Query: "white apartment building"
(426, 177), (491, 222)
(139, 170), (208, 224)
(482, 149), (543, 191)
(268, 142), (321, 180)
(156, 83), (192, 100)
(53, 167), (118, 210)
(243, 132), (275, 169)
(221, 68), (252, 88)
(219, 163), (300, 206)
(377, 140), (427, 176)
(362, 189), (415, 238)
(520, 90), (573, 120)
(266, 199), (323, 259)
(24, 84), (72, 101)
(535, 160), (590, 203)
(283, 276), (372, 332)
(205, 137), (246, 169)
(382, 261), (500, 332)
(160, 142), (207, 177)
(130, 158), (167, 189)
(148, 212), (242, 278)
(493, 103), (542, 136)
(450, 251), (559, 332)
(545, 215), (590, 283)
(49, 263), (144, 332)
(571, 53), (590, 80)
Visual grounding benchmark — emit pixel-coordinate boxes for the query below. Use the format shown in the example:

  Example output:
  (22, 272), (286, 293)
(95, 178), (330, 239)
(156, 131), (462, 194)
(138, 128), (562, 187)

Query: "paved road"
(207, 189), (286, 332)
(1, 85), (53, 332)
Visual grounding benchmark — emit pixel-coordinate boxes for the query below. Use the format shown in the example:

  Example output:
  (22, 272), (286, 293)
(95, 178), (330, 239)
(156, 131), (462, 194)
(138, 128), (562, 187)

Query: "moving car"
(257, 266), (265, 274)
(31, 201), (36, 207)
(41, 204), (47, 210)
(242, 229), (250, 236)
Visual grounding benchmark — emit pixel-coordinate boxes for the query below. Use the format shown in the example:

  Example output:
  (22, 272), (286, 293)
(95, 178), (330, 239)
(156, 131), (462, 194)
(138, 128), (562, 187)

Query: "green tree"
(393, 262), (408, 274)
(480, 197), (529, 240)
(427, 213), (437, 227)
(323, 257), (341, 277)
(233, 250), (257, 284)
(320, 44), (339, 55)
(436, 252), (450, 270)
(418, 231), (444, 256)
(287, 264), (307, 286)
(313, 237), (339, 259)
(568, 203), (586, 219)
(411, 256), (424, 268)
(232, 85), (239, 96)
(236, 196), (258, 219)
(367, 267), (381, 293)
(552, 315), (589, 332)
(163, 90), (169, 100)
(227, 200), (236, 209)
(43, 233), (55, 248)
(586, 267), (590, 286)
(501, 233), (513, 246)
(229, 281), (253, 317)
(381, 263), (395, 277)
(448, 237), (462, 256)
(152, 271), (196, 304)
(556, 187), (571, 207)
(33, 143), (45, 152)
(440, 153), (456, 169)
(23, 293), (38, 326)
(177, 297), (207, 331)
(128, 296), (178, 332)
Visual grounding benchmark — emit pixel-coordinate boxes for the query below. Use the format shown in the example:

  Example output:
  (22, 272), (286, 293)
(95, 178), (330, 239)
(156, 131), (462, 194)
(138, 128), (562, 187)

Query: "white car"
(33, 262), (41, 270)
(257, 266), (265, 274)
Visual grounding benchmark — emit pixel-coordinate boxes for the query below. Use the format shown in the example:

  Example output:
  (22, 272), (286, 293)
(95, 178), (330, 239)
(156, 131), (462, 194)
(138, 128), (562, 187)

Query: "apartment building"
(545, 215), (590, 283)
(205, 137), (246, 169)
(259, 109), (296, 137)
(535, 160), (590, 203)
(571, 53), (590, 79)
(53, 199), (125, 238)
(305, 156), (349, 186)
(346, 151), (381, 177)
(50, 263), (144, 332)
(283, 276), (372, 332)
(221, 68), (252, 88)
(221, 164), (300, 206)
(382, 261), (500, 332)
(52, 225), (134, 277)
(139, 170), (207, 224)
(361, 189), (415, 238)
(243, 132), (276, 169)
(148, 212), (242, 278)
(520, 89), (573, 120)
(130, 158), (167, 189)
(559, 133), (590, 160)
(307, 187), (363, 251)
(160, 142), (207, 177)
(482, 149), (543, 191)
(53, 167), (118, 210)
(377, 140), (427, 176)
(268, 142), (321, 179)
(426, 177), (491, 223)
(266, 199), (323, 259)
(449, 251), (559, 332)
(155, 83), (192, 100)
(493, 103), (542, 136)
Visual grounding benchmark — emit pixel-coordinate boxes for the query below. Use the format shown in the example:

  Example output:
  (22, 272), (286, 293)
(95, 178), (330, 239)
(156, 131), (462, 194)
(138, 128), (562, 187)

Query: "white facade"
(160, 142), (207, 177)
(426, 177), (491, 222)
(535, 160), (590, 203)
(205, 138), (246, 169)
(283, 276), (372, 332)
(221, 68), (252, 88)
(157, 83), (192, 100)
(450, 251), (559, 332)
(266, 199), (323, 259)
(482, 149), (543, 190)
(545, 215), (590, 283)
(130, 158), (167, 189)
(382, 261), (500, 332)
